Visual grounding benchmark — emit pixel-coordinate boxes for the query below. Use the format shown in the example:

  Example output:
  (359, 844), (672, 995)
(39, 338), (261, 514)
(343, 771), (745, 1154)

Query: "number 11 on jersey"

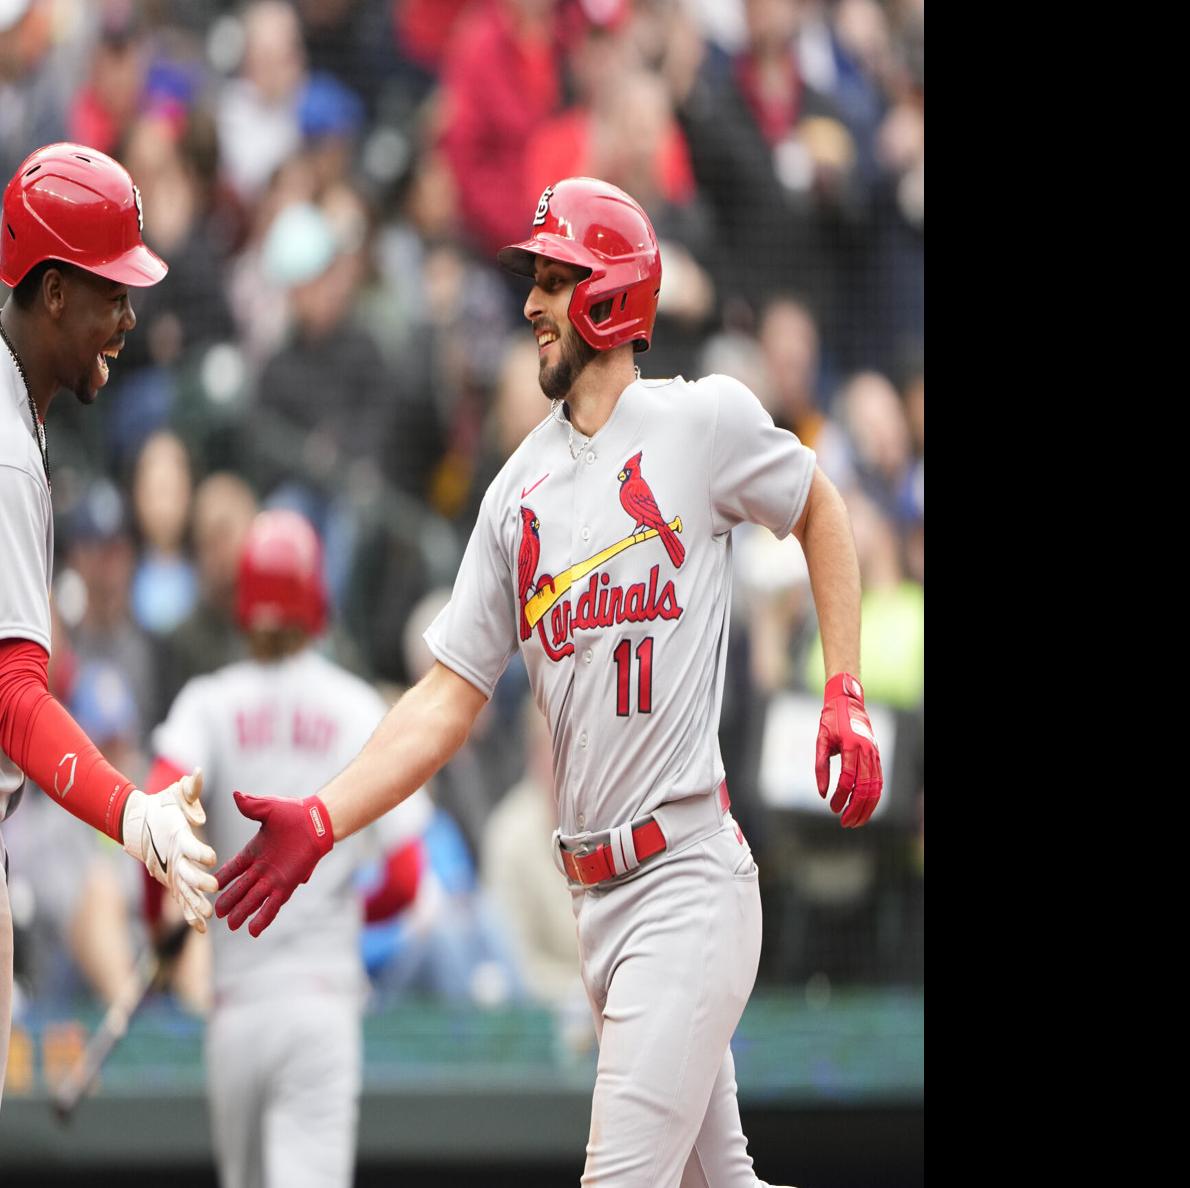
(613, 636), (654, 716)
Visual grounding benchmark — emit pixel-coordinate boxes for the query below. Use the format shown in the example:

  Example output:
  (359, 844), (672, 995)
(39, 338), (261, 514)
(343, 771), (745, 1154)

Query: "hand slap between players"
(122, 769), (219, 932)
(816, 673), (883, 828)
(214, 791), (334, 937)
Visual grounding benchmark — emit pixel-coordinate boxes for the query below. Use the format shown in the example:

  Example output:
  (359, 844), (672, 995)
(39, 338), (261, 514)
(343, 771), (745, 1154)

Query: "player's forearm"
(793, 469), (863, 679)
(318, 662), (486, 841)
(0, 638), (134, 839)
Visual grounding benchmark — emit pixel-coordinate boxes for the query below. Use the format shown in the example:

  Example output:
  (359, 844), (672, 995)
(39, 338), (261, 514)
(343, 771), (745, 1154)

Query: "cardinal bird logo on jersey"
(518, 506), (541, 639)
(617, 451), (685, 569)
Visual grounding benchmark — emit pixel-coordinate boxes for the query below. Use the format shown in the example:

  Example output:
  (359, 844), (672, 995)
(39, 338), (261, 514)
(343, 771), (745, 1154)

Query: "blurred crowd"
(2, 0), (923, 1027)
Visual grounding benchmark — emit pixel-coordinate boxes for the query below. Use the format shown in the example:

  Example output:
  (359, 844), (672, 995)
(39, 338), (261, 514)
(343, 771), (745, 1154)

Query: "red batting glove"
(214, 792), (334, 937)
(815, 673), (883, 828)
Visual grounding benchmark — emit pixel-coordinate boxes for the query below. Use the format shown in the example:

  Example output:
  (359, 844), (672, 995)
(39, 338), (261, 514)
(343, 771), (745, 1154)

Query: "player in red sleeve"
(0, 144), (217, 1108)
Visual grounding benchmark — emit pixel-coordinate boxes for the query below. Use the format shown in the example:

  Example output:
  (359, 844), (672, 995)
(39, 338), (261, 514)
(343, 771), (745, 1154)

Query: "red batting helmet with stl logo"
(0, 142), (168, 288)
(497, 177), (661, 353)
(235, 510), (328, 637)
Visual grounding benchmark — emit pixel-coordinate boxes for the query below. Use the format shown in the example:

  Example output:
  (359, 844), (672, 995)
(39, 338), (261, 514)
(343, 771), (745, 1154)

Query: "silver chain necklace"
(551, 399), (589, 461)
(0, 318), (50, 488)
(551, 368), (640, 461)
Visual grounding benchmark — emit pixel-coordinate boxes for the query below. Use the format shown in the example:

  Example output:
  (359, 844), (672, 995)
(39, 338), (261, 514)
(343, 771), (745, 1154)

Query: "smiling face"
(524, 257), (598, 402)
(50, 265), (138, 405)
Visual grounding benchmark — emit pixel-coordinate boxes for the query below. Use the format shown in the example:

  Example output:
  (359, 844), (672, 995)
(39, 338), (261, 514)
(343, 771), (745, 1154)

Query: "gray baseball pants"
(205, 988), (361, 1188)
(573, 819), (783, 1188)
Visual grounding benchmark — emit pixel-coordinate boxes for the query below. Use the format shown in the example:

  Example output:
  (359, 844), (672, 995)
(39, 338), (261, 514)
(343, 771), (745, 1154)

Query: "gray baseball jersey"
(0, 350), (53, 823)
(424, 374), (815, 836)
(152, 650), (430, 1003)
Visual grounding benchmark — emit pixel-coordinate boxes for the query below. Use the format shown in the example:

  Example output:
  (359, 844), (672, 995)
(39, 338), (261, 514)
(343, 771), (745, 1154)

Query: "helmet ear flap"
(590, 297), (615, 324)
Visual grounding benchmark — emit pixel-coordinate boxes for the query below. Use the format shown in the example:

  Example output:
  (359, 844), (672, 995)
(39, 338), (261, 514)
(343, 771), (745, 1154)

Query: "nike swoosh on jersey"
(521, 473), (550, 499)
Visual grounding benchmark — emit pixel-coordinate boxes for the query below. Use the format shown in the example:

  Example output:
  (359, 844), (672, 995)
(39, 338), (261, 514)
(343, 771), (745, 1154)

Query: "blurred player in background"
(213, 177), (882, 1187)
(0, 142), (217, 1108)
(146, 508), (428, 1188)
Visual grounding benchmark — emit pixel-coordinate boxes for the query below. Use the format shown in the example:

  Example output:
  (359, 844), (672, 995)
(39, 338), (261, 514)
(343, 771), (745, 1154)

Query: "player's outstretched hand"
(123, 768), (219, 932)
(214, 791), (334, 937)
(815, 673), (883, 828)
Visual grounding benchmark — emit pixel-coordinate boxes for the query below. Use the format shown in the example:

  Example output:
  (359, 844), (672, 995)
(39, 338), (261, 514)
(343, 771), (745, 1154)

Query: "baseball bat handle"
(51, 974), (142, 1121)
(51, 921), (191, 1123)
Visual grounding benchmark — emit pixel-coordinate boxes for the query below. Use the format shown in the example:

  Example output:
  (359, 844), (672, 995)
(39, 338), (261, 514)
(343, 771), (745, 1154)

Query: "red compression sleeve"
(141, 757), (188, 925)
(363, 839), (424, 923)
(0, 638), (135, 841)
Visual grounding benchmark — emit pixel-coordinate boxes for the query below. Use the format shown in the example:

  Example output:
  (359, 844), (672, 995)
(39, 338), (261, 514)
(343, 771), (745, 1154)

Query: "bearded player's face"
(526, 258), (597, 402)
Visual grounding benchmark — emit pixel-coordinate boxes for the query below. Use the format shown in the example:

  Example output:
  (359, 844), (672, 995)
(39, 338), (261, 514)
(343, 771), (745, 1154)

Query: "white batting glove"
(122, 769), (219, 933)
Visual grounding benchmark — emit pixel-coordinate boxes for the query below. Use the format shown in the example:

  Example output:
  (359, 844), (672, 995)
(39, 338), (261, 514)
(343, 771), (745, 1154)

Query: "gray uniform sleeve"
(0, 464), (52, 650)
(705, 375), (818, 539)
(423, 486), (519, 699)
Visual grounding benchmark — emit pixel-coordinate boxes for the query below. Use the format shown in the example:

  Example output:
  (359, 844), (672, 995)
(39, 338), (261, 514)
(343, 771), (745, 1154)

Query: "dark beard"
(539, 328), (598, 402)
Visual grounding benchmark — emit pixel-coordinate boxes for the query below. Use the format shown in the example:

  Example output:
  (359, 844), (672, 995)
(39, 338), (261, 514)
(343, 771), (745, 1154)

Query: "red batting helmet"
(497, 177), (661, 353)
(0, 142), (168, 289)
(236, 510), (327, 637)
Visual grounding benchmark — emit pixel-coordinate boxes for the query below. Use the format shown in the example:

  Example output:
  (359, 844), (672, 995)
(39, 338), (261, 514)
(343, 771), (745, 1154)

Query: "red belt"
(560, 781), (730, 887)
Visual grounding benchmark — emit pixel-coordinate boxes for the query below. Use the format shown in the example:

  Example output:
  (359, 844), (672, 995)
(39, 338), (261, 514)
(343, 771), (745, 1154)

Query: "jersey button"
(586, 451), (596, 464)
(584, 649), (593, 665)
(579, 731), (589, 748)
(578, 814), (586, 828)
(581, 526), (591, 542)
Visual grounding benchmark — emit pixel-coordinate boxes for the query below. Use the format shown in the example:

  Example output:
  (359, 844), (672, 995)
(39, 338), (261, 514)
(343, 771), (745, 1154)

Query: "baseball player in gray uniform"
(0, 143), (217, 1108)
(214, 177), (883, 1187)
(147, 509), (429, 1188)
